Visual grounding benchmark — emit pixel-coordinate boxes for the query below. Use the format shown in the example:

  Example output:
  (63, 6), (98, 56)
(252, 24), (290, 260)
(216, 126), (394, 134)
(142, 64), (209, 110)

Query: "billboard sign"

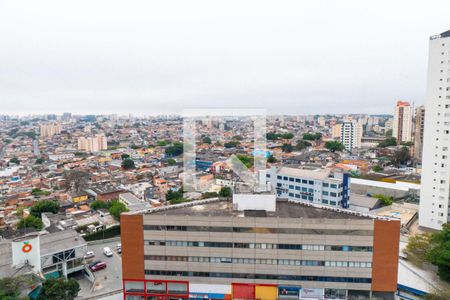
(278, 286), (300, 299)
(11, 234), (41, 273)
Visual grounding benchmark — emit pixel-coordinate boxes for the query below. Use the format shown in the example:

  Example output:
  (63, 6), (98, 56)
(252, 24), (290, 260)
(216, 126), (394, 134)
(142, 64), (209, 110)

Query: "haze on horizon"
(1, 0), (449, 116)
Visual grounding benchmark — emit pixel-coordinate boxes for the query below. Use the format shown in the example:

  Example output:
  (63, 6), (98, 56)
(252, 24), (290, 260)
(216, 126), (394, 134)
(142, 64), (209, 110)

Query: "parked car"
(90, 262), (107, 272)
(103, 247), (113, 257)
(116, 243), (122, 254)
(84, 251), (95, 259)
(88, 260), (102, 269)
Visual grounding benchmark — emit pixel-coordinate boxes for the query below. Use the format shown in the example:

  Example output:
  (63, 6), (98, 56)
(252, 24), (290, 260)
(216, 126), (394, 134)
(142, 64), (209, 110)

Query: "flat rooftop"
(277, 167), (332, 181)
(149, 199), (370, 220)
(0, 229), (86, 277)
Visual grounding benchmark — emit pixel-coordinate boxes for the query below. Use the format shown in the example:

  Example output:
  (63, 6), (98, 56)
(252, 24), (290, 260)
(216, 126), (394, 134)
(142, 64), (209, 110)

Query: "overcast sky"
(0, 0), (449, 116)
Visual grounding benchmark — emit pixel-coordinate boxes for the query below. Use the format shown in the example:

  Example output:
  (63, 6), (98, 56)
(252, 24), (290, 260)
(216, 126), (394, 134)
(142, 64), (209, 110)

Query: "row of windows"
(276, 176), (342, 189)
(144, 255), (372, 268)
(145, 270), (371, 283)
(145, 240), (373, 252)
(143, 225), (373, 236)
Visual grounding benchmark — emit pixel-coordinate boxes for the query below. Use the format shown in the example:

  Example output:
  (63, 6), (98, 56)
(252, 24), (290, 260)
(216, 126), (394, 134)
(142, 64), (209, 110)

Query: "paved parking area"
(76, 240), (123, 299)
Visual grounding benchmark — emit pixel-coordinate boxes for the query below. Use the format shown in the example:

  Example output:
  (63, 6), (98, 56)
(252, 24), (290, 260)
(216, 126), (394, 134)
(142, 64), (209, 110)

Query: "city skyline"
(1, 1), (450, 115)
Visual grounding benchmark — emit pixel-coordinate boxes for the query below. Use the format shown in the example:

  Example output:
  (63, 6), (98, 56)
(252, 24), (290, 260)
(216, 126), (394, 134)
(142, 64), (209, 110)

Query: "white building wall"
(419, 32), (450, 230)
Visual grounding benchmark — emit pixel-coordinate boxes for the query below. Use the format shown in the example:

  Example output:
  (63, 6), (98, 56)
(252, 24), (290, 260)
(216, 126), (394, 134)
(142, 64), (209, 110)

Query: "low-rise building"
(267, 166), (350, 208)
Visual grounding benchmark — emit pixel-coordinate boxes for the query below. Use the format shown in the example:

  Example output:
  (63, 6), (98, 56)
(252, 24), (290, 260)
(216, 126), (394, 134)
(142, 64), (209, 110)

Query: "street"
(76, 239), (123, 299)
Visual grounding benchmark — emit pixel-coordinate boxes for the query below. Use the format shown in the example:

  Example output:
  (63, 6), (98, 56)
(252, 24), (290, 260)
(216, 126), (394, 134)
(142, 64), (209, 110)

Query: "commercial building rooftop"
(145, 198), (384, 220)
(277, 167), (331, 181)
(0, 229), (86, 277)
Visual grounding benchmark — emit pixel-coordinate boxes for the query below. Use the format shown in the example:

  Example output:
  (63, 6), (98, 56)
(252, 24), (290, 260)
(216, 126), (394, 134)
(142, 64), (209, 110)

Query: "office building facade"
(419, 30), (450, 230)
(121, 198), (400, 300)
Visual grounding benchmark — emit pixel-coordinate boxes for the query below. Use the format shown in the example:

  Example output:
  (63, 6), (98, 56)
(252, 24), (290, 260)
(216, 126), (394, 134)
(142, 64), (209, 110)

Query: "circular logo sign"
(22, 242), (32, 253)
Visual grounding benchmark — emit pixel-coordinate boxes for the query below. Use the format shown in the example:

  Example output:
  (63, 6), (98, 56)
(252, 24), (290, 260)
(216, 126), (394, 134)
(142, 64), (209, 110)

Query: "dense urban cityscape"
(1, 1), (450, 300)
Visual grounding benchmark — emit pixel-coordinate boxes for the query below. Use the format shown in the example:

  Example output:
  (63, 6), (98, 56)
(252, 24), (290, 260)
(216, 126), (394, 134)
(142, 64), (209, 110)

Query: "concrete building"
(317, 116), (326, 127)
(0, 230), (88, 279)
(39, 122), (62, 137)
(120, 197), (400, 299)
(119, 192), (151, 212)
(392, 101), (413, 143)
(77, 134), (108, 152)
(413, 106), (425, 162)
(332, 122), (362, 152)
(267, 166), (350, 209)
(419, 30), (450, 230)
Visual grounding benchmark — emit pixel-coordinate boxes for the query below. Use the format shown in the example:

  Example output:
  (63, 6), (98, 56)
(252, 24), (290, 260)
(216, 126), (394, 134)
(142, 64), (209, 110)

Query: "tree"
(281, 143), (293, 153)
(166, 188), (186, 205)
(392, 146), (410, 167)
(30, 200), (60, 217)
(167, 158), (177, 165)
(325, 141), (345, 152)
(202, 136), (212, 144)
(266, 132), (294, 140)
(378, 137), (397, 148)
(218, 186), (232, 198)
(157, 140), (169, 146)
(165, 142), (183, 156)
(267, 155), (277, 163)
(266, 132), (279, 140)
(18, 215), (44, 230)
(35, 158), (45, 164)
(31, 188), (51, 197)
(303, 132), (322, 141)
(372, 165), (383, 172)
(372, 194), (393, 206)
(0, 276), (33, 299)
(236, 154), (253, 168)
(385, 129), (393, 137)
(109, 200), (129, 220)
(9, 157), (20, 165)
(404, 233), (432, 266)
(90, 200), (109, 211)
(281, 133), (294, 139)
(64, 170), (89, 193)
(427, 223), (450, 281)
(121, 153), (130, 160)
(121, 158), (135, 169)
(224, 141), (240, 148)
(404, 224), (450, 282)
(39, 278), (80, 300)
(295, 140), (311, 151)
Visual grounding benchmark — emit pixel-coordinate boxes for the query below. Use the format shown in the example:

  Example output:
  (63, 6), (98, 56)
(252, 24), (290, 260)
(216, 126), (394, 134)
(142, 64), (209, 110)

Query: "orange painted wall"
(121, 214), (145, 279)
(371, 219), (401, 292)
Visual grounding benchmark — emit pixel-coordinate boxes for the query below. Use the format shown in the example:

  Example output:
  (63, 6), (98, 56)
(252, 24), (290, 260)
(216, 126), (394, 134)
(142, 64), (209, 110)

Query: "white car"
(84, 250), (95, 259)
(103, 247), (113, 257)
